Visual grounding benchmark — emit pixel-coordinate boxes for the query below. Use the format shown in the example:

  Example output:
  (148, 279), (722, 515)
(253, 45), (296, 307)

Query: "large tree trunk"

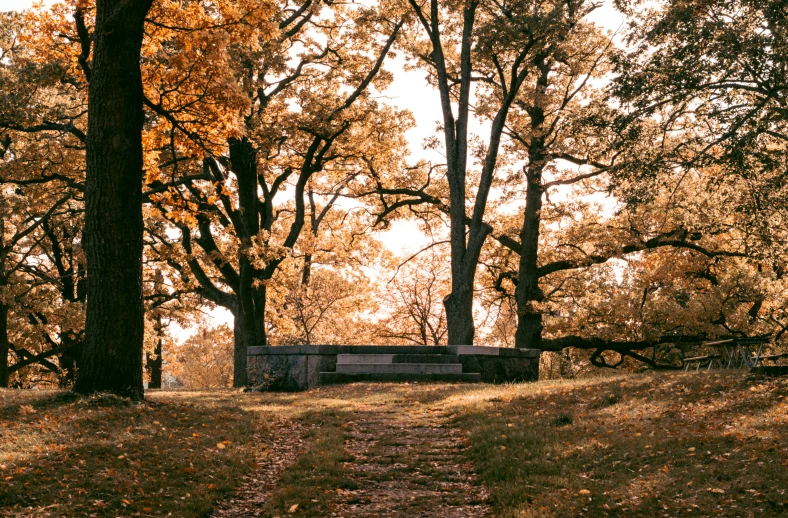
(444, 282), (475, 346)
(514, 60), (550, 349)
(74, 0), (153, 400)
(229, 137), (266, 386)
(0, 303), (9, 388)
(231, 302), (257, 387)
(146, 315), (163, 389)
(514, 164), (545, 348)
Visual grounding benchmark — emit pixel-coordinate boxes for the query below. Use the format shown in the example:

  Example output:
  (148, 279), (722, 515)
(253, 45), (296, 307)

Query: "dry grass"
(449, 371), (788, 517)
(1, 371), (786, 517)
(0, 389), (262, 517)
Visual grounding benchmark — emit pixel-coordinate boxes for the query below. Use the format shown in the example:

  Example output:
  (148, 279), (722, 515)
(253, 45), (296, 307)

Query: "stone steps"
(328, 351), (474, 384)
(393, 354), (460, 364)
(249, 344), (540, 390)
(319, 372), (483, 385)
(336, 354), (461, 364)
(335, 362), (464, 374)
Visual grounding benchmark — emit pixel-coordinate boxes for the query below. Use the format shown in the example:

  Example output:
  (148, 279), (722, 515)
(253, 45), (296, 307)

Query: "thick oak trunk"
(146, 316), (163, 389)
(0, 304), (9, 388)
(74, 0), (152, 400)
(444, 284), (475, 346)
(229, 137), (268, 386)
(232, 280), (267, 387)
(514, 60), (550, 350)
(514, 166), (544, 348)
(232, 301), (260, 387)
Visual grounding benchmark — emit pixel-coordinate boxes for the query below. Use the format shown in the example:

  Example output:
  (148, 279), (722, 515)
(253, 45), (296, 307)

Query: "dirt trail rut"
(328, 399), (490, 517)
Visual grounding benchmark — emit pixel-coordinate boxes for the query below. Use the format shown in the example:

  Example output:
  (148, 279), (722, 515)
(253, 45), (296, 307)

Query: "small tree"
(171, 326), (233, 389)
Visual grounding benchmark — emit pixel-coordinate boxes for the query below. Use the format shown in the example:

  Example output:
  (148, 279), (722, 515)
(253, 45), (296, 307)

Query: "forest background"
(1, 0), (786, 390)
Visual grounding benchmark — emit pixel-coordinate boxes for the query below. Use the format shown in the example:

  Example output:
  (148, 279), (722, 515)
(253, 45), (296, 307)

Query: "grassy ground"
(1, 371), (786, 517)
(450, 371), (788, 517)
(0, 390), (262, 517)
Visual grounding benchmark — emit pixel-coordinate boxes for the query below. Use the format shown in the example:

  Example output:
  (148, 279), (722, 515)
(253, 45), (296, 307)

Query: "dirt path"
(210, 416), (310, 518)
(328, 399), (491, 517)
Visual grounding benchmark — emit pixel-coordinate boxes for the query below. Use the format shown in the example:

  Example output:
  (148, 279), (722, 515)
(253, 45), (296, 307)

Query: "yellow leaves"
(578, 489), (591, 495)
(216, 443), (226, 449)
(168, 208), (198, 226)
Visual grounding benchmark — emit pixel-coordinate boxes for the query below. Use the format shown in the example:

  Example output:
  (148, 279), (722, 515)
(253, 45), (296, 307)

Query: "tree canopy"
(0, 0), (786, 391)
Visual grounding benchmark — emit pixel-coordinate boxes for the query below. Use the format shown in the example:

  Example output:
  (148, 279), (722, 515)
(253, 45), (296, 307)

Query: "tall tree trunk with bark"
(146, 314), (163, 389)
(229, 137), (265, 386)
(0, 303), (9, 388)
(74, 0), (153, 400)
(407, 0), (534, 345)
(231, 302), (255, 386)
(514, 60), (550, 349)
(514, 165), (545, 348)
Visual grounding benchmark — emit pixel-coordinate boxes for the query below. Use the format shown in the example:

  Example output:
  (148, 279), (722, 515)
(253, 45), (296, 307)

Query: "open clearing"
(1, 371), (786, 517)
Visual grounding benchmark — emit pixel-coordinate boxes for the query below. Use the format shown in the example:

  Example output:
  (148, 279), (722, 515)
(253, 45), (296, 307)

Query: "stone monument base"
(247, 345), (540, 391)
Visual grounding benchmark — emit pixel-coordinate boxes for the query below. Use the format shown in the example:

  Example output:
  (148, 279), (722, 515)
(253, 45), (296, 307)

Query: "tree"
(376, 249), (450, 345)
(145, 1), (406, 385)
(395, 0), (609, 345)
(171, 325), (233, 389)
(0, 10), (88, 387)
(476, 166), (785, 369)
(72, 0), (154, 399)
(612, 0), (788, 254)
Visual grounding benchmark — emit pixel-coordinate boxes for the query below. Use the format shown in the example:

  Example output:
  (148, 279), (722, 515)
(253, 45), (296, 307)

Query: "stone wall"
(449, 346), (540, 383)
(247, 345), (540, 391)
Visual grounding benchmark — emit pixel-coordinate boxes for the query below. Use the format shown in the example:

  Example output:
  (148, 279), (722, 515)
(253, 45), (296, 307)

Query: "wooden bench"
(684, 355), (723, 371)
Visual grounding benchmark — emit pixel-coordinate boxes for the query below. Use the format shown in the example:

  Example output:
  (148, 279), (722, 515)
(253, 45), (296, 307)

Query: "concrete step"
(336, 354), (461, 364)
(319, 372), (482, 385)
(336, 354), (393, 364)
(393, 354), (460, 364)
(335, 363), (463, 374)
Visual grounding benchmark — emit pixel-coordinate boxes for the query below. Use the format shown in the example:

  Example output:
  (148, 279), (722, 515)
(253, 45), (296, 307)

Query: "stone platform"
(247, 345), (540, 391)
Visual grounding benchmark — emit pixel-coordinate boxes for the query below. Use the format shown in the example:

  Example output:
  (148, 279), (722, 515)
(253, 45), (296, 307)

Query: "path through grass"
(1, 371), (786, 517)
